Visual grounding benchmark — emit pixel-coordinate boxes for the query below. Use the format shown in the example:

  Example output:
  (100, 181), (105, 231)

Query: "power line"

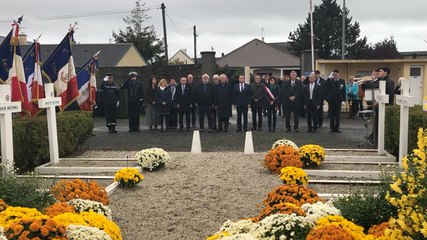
(165, 12), (192, 36)
(0, 6), (161, 24)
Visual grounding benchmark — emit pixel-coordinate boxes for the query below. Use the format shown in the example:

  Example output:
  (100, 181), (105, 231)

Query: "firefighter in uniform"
(100, 73), (119, 133)
(122, 71), (143, 132)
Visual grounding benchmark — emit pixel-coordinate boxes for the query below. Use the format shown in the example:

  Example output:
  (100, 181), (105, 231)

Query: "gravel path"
(109, 152), (280, 240)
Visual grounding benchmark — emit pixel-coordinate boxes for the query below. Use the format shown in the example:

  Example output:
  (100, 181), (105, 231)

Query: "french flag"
(23, 39), (44, 116)
(42, 30), (79, 111)
(76, 51), (99, 111)
(7, 21), (32, 116)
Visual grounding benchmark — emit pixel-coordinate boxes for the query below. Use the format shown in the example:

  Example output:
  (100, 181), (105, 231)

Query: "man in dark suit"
(314, 70), (326, 128)
(325, 69), (346, 133)
(279, 71), (303, 132)
(195, 74), (215, 132)
(250, 75), (266, 130)
(233, 75), (252, 132)
(303, 73), (322, 133)
(175, 76), (193, 132)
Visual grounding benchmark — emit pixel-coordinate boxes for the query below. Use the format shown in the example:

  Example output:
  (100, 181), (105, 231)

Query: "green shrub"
(0, 171), (56, 211)
(333, 169), (398, 232)
(385, 105), (427, 157)
(7, 111), (93, 171)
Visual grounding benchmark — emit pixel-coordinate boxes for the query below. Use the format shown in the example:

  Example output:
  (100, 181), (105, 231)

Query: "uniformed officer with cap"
(122, 71), (143, 132)
(99, 73), (119, 133)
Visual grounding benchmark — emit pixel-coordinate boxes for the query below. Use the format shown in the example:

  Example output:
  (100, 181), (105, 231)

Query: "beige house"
(316, 59), (427, 105)
(217, 38), (300, 78)
(169, 49), (194, 65)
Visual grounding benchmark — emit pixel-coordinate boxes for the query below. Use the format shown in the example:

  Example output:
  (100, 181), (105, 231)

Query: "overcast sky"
(1, 0), (427, 59)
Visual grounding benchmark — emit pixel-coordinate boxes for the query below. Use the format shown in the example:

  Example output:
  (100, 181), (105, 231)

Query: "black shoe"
(306, 130), (312, 133)
(336, 130), (342, 133)
(236, 130), (242, 132)
(217, 129), (223, 132)
(313, 130), (317, 133)
(268, 128), (271, 132)
(330, 130), (334, 133)
(285, 129), (291, 132)
(294, 129), (299, 132)
(252, 128), (257, 131)
(112, 130), (118, 133)
(272, 128), (276, 132)
(258, 128), (262, 131)
(224, 129), (229, 132)
(179, 128), (183, 132)
(186, 128), (190, 132)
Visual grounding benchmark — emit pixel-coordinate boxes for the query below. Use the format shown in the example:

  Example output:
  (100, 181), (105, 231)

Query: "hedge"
(5, 111), (94, 171)
(385, 105), (427, 157)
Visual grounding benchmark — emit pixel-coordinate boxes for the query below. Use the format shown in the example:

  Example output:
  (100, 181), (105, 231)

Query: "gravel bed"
(105, 152), (388, 240)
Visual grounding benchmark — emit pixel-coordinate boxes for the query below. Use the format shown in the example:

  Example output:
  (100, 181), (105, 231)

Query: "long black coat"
(303, 83), (322, 107)
(215, 83), (233, 118)
(175, 84), (193, 112)
(325, 78), (346, 104)
(195, 83), (215, 106)
(279, 80), (303, 108)
(155, 87), (172, 114)
(315, 77), (327, 104)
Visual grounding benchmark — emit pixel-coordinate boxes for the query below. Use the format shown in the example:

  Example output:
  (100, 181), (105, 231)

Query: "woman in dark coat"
(155, 79), (172, 131)
(264, 77), (280, 132)
(214, 74), (233, 132)
(145, 77), (158, 130)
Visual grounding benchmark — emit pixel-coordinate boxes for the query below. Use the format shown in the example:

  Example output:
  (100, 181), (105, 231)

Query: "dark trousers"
(104, 102), (117, 131)
(179, 111), (191, 129)
(278, 102), (282, 115)
(251, 106), (263, 129)
(191, 106), (197, 127)
(328, 101), (342, 130)
(359, 99), (364, 111)
(351, 100), (359, 117)
(128, 101), (141, 130)
(283, 106), (300, 130)
(236, 105), (249, 131)
(317, 107), (323, 127)
(158, 114), (169, 129)
(198, 105), (212, 129)
(170, 108), (178, 128)
(218, 117), (229, 130)
(266, 107), (277, 129)
(212, 109), (217, 130)
(306, 101), (318, 131)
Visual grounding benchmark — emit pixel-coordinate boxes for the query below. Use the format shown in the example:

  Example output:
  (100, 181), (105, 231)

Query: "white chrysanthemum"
(272, 139), (299, 150)
(66, 224), (112, 240)
(220, 219), (256, 235)
(251, 213), (313, 240)
(301, 201), (341, 225)
(0, 227), (6, 240)
(222, 233), (257, 240)
(135, 148), (170, 171)
(68, 199), (112, 220)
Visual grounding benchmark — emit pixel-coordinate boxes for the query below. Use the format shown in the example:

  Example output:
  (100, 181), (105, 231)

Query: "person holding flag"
(0, 17), (32, 116)
(264, 77), (280, 132)
(23, 37), (44, 116)
(42, 25), (79, 111)
(76, 51), (99, 111)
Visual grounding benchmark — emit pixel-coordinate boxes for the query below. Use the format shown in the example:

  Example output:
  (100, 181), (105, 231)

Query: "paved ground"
(76, 111), (373, 154)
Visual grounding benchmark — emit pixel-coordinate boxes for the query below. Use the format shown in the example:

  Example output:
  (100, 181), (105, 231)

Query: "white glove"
(328, 72), (334, 79)
(117, 101), (120, 107)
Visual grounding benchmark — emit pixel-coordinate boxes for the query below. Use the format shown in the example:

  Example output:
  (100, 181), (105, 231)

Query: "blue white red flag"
(23, 39), (44, 116)
(3, 21), (32, 116)
(42, 30), (79, 111)
(76, 51), (99, 111)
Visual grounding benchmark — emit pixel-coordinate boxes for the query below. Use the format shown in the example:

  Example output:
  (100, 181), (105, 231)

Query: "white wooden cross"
(38, 83), (62, 165)
(396, 79), (415, 167)
(376, 81), (389, 155)
(0, 85), (22, 173)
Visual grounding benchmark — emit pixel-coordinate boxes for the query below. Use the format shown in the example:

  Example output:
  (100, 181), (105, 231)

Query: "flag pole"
(310, 0), (315, 72)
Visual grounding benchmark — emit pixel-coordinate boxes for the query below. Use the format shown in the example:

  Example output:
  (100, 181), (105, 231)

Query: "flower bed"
(264, 145), (302, 174)
(5, 217), (67, 240)
(299, 144), (326, 167)
(68, 199), (112, 220)
(135, 148), (170, 171)
(262, 185), (320, 207)
(51, 179), (109, 205)
(114, 167), (144, 188)
(279, 166), (308, 185)
(271, 139), (298, 150)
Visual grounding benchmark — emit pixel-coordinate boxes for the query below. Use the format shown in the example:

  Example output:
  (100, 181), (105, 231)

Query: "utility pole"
(341, 0), (346, 59)
(309, 0), (314, 71)
(193, 25), (197, 64)
(161, 3), (168, 65)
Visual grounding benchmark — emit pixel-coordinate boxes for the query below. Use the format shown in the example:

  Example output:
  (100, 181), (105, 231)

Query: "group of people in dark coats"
(99, 68), (382, 134)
